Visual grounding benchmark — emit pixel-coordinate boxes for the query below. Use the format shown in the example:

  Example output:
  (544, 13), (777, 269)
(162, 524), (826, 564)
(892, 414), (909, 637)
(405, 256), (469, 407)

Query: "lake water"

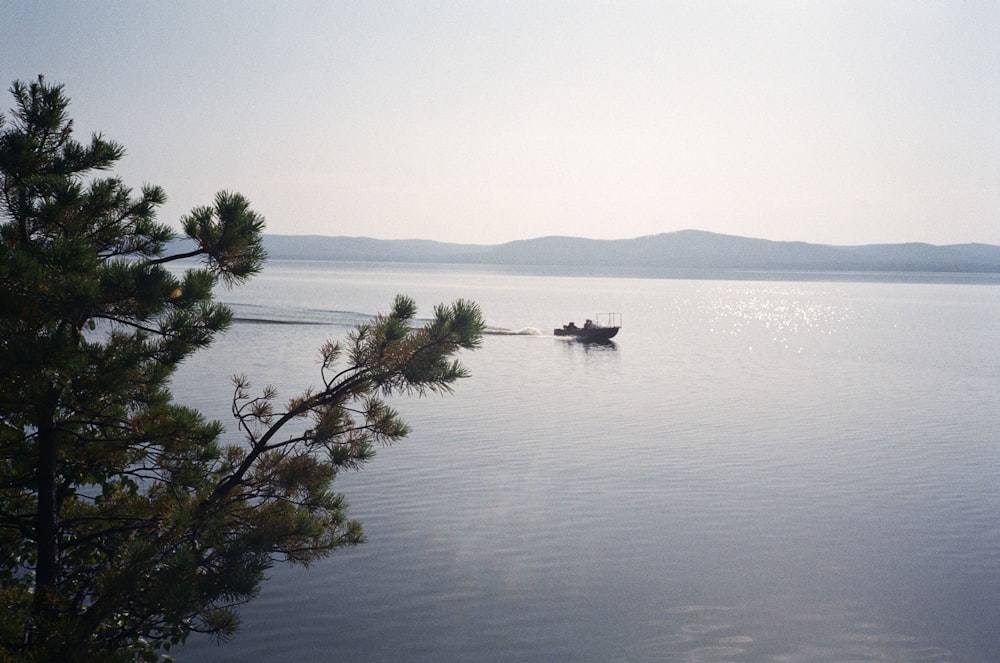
(174, 262), (1000, 662)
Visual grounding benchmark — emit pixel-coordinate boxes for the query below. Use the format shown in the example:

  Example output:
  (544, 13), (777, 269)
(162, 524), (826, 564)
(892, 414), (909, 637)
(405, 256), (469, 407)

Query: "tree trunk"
(32, 401), (59, 624)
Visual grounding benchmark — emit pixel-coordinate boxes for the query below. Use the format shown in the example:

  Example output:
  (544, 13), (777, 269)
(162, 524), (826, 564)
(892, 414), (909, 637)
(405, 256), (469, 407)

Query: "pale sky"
(3, 1), (998, 245)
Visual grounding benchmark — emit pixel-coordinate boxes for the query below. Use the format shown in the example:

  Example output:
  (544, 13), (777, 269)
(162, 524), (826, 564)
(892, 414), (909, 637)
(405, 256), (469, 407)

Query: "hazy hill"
(254, 230), (1000, 274)
(260, 234), (492, 262)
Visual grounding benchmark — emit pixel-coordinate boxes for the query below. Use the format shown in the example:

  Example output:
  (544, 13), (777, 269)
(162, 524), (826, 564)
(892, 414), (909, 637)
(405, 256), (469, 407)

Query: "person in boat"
(566, 321), (577, 329)
(584, 319), (592, 329)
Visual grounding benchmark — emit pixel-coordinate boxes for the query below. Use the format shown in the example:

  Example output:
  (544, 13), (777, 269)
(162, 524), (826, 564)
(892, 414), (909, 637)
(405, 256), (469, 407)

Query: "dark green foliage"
(0, 77), (484, 661)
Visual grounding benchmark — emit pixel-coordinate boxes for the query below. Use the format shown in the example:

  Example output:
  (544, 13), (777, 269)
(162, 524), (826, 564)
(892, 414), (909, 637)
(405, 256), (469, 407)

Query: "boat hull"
(553, 326), (619, 341)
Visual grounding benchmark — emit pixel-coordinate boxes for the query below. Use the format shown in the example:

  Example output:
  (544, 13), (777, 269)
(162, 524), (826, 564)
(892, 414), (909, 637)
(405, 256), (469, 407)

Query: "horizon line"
(256, 229), (1000, 249)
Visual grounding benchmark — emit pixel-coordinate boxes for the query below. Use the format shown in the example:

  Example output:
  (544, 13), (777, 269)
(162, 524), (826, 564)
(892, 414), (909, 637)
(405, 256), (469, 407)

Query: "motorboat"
(554, 314), (620, 341)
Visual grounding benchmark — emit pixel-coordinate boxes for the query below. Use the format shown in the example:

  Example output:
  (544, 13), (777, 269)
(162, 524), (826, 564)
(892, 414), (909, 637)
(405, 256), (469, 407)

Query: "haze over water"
(175, 262), (1000, 662)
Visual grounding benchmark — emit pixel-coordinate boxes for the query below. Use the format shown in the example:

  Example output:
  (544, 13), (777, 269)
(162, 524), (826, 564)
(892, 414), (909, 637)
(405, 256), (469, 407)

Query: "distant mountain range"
(256, 230), (1000, 274)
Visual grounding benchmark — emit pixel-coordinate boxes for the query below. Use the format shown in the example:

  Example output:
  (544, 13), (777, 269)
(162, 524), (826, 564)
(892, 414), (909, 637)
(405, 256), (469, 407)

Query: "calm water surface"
(174, 262), (1000, 662)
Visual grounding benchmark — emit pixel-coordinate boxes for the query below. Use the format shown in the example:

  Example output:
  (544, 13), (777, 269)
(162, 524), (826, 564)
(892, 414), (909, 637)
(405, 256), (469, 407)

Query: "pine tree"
(0, 77), (484, 661)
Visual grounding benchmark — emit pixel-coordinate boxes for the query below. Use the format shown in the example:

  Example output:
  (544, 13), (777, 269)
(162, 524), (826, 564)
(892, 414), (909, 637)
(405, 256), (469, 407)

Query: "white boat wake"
(483, 326), (543, 336)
